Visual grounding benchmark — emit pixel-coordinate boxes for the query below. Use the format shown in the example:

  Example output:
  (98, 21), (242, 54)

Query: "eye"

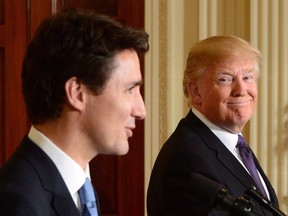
(217, 75), (233, 85)
(128, 86), (134, 93)
(126, 81), (142, 94)
(243, 74), (255, 82)
(127, 85), (139, 94)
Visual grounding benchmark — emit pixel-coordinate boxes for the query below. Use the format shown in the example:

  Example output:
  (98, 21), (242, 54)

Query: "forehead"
(107, 50), (141, 83)
(210, 58), (257, 74)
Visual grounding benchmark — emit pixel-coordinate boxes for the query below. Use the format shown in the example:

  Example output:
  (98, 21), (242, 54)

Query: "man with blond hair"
(147, 35), (278, 216)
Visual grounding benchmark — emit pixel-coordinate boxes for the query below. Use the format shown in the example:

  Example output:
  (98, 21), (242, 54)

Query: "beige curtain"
(145, 0), (288, 214)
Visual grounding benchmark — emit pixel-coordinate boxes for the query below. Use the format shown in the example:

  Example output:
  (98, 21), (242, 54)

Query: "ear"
(187, 80), (202, 105)
(65, 77), (86, 111)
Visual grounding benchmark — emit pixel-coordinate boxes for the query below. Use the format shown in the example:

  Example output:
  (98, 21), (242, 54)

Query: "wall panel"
(1, 1), (145, 215)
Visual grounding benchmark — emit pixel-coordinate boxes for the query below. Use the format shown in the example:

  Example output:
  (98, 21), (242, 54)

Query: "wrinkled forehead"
(212, 54), (258, 66)
(202, 58), (259, 81)
(199, 48), (259, 64)
(210, 58), (259, 73)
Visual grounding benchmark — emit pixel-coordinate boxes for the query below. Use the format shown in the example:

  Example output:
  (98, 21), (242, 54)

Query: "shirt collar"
(28, 126), (89, 195)
(191, 107), (239, 151)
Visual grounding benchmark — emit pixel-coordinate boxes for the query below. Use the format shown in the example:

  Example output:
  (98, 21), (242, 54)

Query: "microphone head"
(187, 174), (260, 216)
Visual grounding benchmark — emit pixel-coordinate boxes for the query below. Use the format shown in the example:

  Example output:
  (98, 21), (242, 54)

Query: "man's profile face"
(82, 49), (146, 155)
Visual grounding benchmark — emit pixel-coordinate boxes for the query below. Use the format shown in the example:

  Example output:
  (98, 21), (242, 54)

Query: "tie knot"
(236, 135), (248, 149)
(79, 178), (96, 204)
(78, 178), (98, 216)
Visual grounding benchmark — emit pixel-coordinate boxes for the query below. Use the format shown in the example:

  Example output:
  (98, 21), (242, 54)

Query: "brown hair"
(22, 8), (149, 124)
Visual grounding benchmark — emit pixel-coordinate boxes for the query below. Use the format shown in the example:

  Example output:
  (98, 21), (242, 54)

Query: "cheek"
(109, 101), (132, 126)
(248, 83), (258, 96)
(253, 90), (258, 101)
(203, 88), (225, 105)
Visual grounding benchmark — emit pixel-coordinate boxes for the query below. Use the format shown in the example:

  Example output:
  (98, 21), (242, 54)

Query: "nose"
(232, 77), (246, 97)
(133, 93), (147, 120)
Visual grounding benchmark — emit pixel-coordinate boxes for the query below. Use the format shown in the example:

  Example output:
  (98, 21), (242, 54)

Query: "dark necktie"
(236, 135), (268, 198)
(78, 178), (99, 216)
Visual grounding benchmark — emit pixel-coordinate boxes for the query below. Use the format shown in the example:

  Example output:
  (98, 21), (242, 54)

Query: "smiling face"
(189, 59), (258, 133)
(82, 49), (146, 156)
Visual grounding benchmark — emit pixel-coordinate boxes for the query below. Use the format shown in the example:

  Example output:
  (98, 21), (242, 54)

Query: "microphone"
(246, 186), (287, 216)
(188, 173), (261, 216)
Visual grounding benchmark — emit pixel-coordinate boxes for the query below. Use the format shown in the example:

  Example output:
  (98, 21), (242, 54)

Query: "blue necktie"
(236, 135), (268, 198)
(78, 178), (99, 216)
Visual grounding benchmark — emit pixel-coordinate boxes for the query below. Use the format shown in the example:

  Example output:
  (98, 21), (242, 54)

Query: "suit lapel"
(184, 111), (259, 190)
(184, 111), (279, 207)
(251, 152), (279, 206)
(94, 188), (101, 215)
(18, 137), (81, 216)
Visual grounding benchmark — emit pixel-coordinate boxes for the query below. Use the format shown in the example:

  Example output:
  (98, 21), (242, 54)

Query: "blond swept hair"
(183, 35), (263, 98)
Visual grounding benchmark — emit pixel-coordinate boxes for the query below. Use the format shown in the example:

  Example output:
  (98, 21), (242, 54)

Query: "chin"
(115, 143), (130, 155)
(116, 149), (129, 156)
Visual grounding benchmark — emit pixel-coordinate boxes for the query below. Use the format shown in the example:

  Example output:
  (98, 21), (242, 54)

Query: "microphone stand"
(246, 186), (287, 216)
(217, 188), (262, 216)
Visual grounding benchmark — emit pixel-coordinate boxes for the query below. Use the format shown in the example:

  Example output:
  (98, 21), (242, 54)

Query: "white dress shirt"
(28, 126), (90, 210)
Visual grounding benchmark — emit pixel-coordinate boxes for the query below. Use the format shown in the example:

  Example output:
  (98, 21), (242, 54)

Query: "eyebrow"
(131, 80), (144, 87)
(218, 68), (256, 75)
(217, 71), (233, 76)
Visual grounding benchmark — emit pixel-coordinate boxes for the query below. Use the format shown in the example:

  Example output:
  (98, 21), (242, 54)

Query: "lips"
(126, 127), (134, 137)
(126, 119), (136, 138)
(229, 101), (249, 105)
(227, 98), (253, 106)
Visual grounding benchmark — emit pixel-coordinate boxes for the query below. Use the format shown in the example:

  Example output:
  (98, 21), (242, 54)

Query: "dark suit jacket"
(147, 111), (278, 216)
(0, 136), (100, 216)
